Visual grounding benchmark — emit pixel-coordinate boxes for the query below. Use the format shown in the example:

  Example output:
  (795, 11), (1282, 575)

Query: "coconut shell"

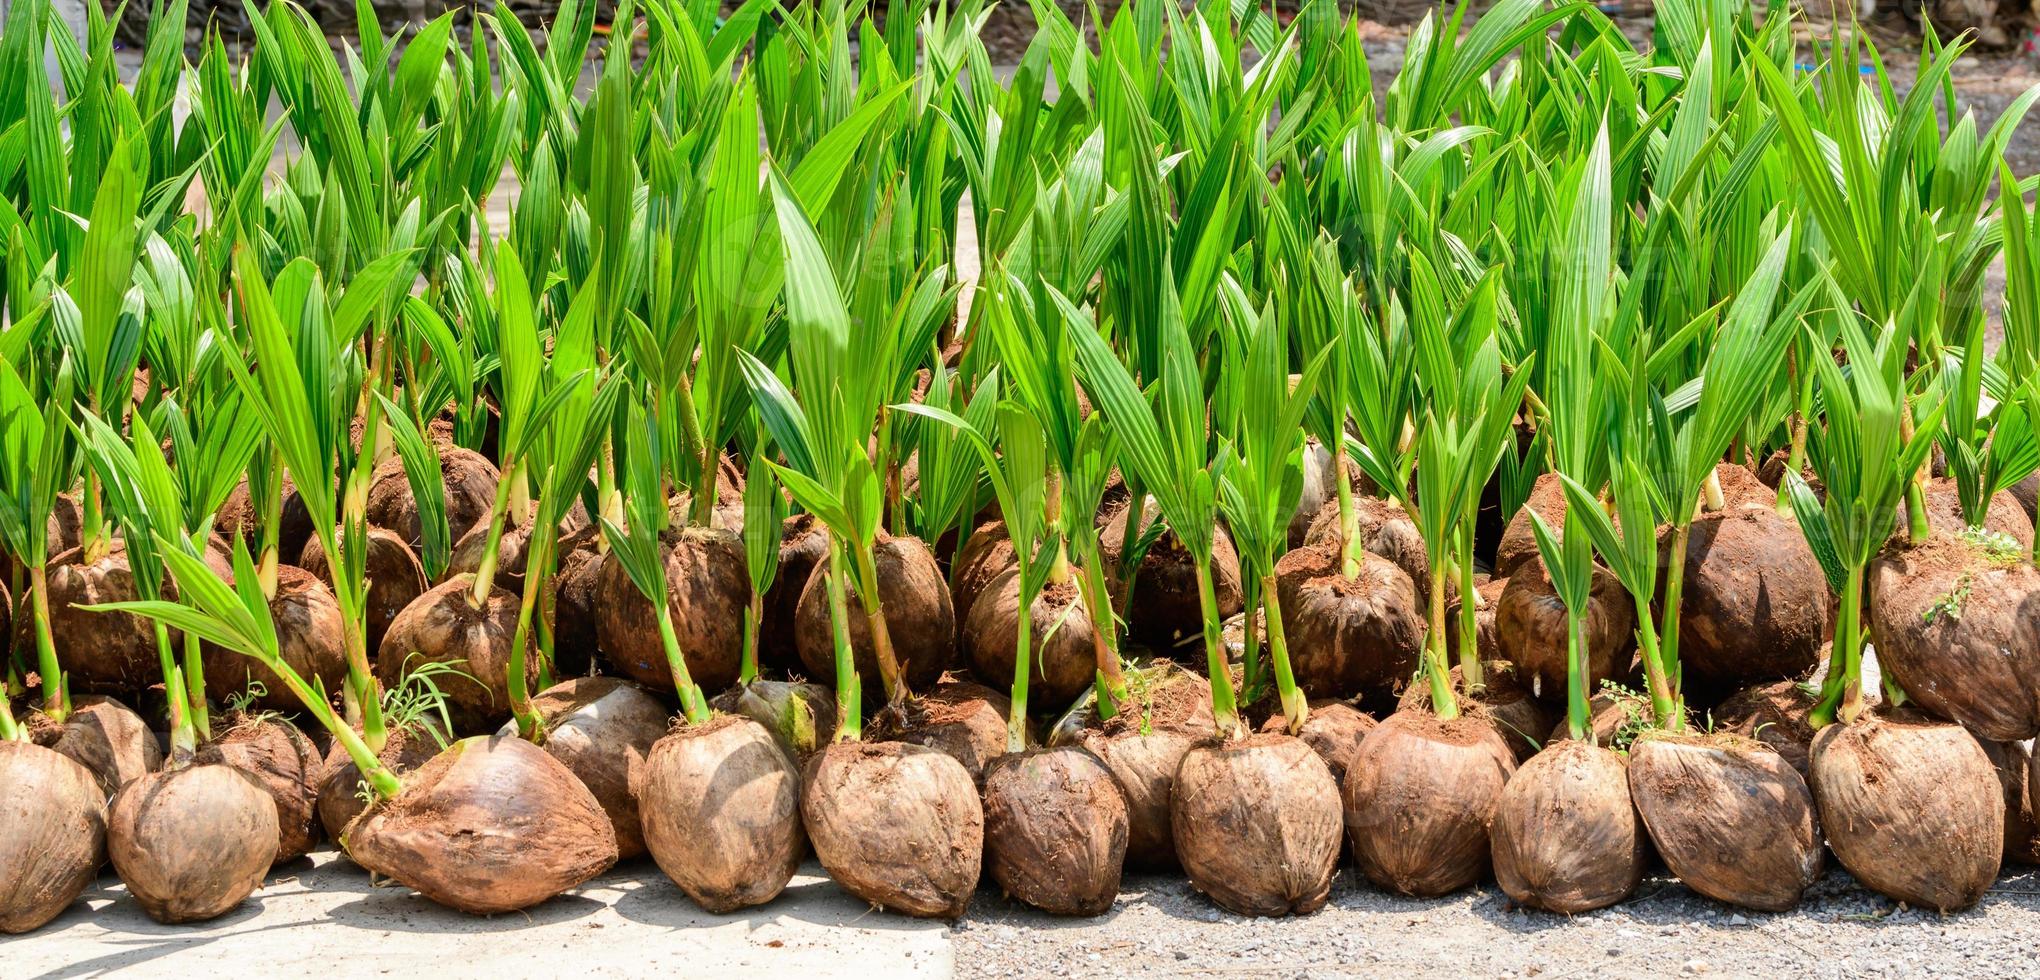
(202, 566), (347, 713)
(316, 724), (442, 839)
(1302, 496), (1434, 603)
(1629, 733), (1822, 911)
(346, 735), (619, 915)
(375, 575), (538, 732)
(595, 526), (751, 695)
(801, 740), (983, 918)
(794, 534), (956, 695)
(1711, 680), (1823, 778)
(1344, 710), (1517, 897)
(867, 677), (1013, 782)
(1870, 535), (2040, 741)
(1809, 714), (2002, 911)
(448, 522), (536, 592)
(1979, 740), (2040, 866)
(0, 741), (108, 933)
(1672, 508), (1831, 693)
(965, 573), (1099, 711)
(760, 515), (829, 672)
(1256, 700), (1377, 785)
(364, 447), (500, 551)
(1079, 728), (1196, 871)
(982, 747), (1128, 916)
(199, 716), (323, 862)
(217, 477), (316, 566)
(36, 544), (167, 699)
(641, 716), (805, 913)
(109, 764), (278, 923)
(1173, 734), (1342, 916)
(711, 680), (839, 763)
(30, 696), (161, 797)
(1273, 542), (1425, 701)
(1495, 557), (1635, 700)
(507, 677), (668, 859)
(1490, 739), (1644, 913)
(950, 520), (1017, 628)
(300, 525), (427, 655)
(1099, 500), (1243, 653)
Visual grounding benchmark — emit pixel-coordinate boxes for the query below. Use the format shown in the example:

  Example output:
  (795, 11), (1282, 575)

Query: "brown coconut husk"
(35, 543), (172, 698)
(315, 723), (443, 839)
(1978, 740), (2039, 866)
(1256, 700), (1377, 785)
(1446, 575), (1508, 665)
(217, 477), (316, 566)
(1286, 440), (1341, 548)
(595, 526), (751, 694)
(1098, 500), (1244, 653)
(1628, 732), (1822, 911)
(1490, 739), (1645, 913)
(1809, 712), (2002, 912)
(447, 522), (538, 593)
(965, 573), (1099, 711)
(1172, 734), (1343, 916)
(949, 520), (1017, 628)
(983, 747), (1129, 916)
(759, 515), (830, 672)
(198, 714), (323, 863)
(1494, 473), (1569, 579)
(345, 735), (619, 915)
(1272, 542), (1424, 702)
(1343, 709), (1517, 897)
(1401, 662), (1560, 764)
(375, 575), (538, 732)
(794, 533), (956, 694)
(1673, 507), (1832, 696)
(1543, 691), (1673, 751)
(1078, 728), (1199, 871)
(1869, 533), (2040, 741)
(1301, 496), (1434, 603)
(201, 566), (347, 713)
(1494, 557), (1635, 700)
(299, 525), (427, 658)
(0, 741), (108, 934)
(867, 677), (1014, 782)
(108, 764), (278, 923)
(507, 677), (668, 860)
(641, 716), (805, 913)
(801, 740), (983, 919)
(2011, 472), (2039, 524)
(1916, 477), (2035, 549)
(28, 695), (162, 797)
(1711, 679), (1827, 779)
(546, 525), (607, 677)
(364, 448), (501, 551)
(711, 680), (839, 763)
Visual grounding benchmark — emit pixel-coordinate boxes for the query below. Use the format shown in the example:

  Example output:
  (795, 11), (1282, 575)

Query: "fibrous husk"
(29, 695), (161, 797)
(1490, 739), (1644, 913)
(345, 735), (619, 915)
(547, 525), (607, 677)
(1711, 679), (1825, 779)
(1402, 662), (1559, 764)
(1173, 734), (1343, 916)
(1301, 496), (1432, 603)
(794, 533), (956, 694)
(1629, 732), (1822, 911)
(1286, 439), (1341, 548)
(711, 680), (839, 763)
(2011, 472), (2039, 524)
(866, 677), (1013, 782)
(36, 543), (176, 699)
(965, 572), (1100, 711)
(595, 526), (751, 694)
(983, 747), (1128, 916)
(801, 740), (982, 919)
(1494, 556), (1635, 699)
(300, 525), (427, 656)
(1446, 576), (1508, 665)
(1916, 477), (2036, 549)
(1809, 713), (2002, 912)
(1869, 534), (2040, 741)
(1494, 473), (1570, 580)
(375, 575), (538, 732)
(1272, 542), (1424, 702)
(1256, 700), (1377, 786)
(364, 447), (500, 551)
(0, 741), (107, 934)
(316, 723), (443, 839)
(504, 677), (668, 859)
(641, 716), (805, 913)
(1343, 710), (1517, 897)
(760, 515), (829, 673)
(108, 764), (278, 923)
(1978, 739), (2039, 866)
(202, 565), (347, 713)
(1672, 508), (1831, 695)
(217, 476), (316, 566)
(199, 714), (323, 862)
(1099, 499), (1243, 652)
(949, 520), (1017, 628)
(1544, 691), (1672, 752)
(1078, 728), (1197, 872)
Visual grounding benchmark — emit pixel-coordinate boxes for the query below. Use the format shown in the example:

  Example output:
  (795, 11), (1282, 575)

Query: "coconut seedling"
(745, 168), (979, 920)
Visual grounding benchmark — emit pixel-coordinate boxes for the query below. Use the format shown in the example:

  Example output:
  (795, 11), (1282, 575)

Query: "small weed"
(1959, 526), (2023, 566)
(1923, 573), (1975, 624)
